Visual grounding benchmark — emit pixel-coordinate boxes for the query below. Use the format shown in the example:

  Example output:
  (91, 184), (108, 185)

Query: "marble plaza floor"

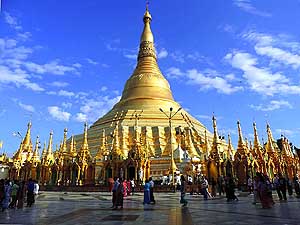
(1, 191), (300, 225)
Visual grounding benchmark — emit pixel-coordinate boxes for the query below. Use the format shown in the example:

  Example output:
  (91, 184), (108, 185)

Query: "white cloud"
(233, 0), (271, 17)
(48, 106), (71, 121)
(57, 90), (75, 97)
(75, 95), (121, 123)
(275, 129), (296, 137)
(61, 102), (72, 108)
(18, 102), (35, 113)
(250, 100), (292, 111)
(124, 54), (137, 60)
(72, 63), (82, 68)
(225, 51), (300, 96)
(166, 67), (184, 79)
(47, 90), (75, 97)
(157, 48), (168, 59)
(86, 58), (98, 65)
(0, 65), (44, 91)
(4, 12), (22, 30)
(243, 31), (300, 69)
(100, 86), (108, 92)
(24, 61), (79, 75)
(167, 67), (242, 94)
(49, 81), (69, 88)
(255, 46), (300, 69)
(74, 113), (87, 122)
(170, 52), (185, 63)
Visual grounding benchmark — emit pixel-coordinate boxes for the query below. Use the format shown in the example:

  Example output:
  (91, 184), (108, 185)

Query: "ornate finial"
(212, 115), (218, 143)
(81, 122), (89, 151)
(138, 3), (156, 60)
(47, 131), (53, 155)
(22, 121), (33, 149)
(253, 121), (261, 148)
(266, 122), (275, 153)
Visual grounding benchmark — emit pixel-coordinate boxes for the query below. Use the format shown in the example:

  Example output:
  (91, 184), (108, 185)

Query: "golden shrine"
(4, 6), (300, 187)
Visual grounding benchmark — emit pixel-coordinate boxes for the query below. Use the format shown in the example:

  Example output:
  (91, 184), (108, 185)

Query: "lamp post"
(159, 107), (182, 188)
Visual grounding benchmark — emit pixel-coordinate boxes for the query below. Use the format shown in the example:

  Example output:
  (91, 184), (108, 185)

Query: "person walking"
(17, 181), (26, 209)
(9, 180), (19, 209)
(225, 175), (238, 202)
(252, 175), (260, 204)
(143, 179), (151, 205)
(149, 177), (156, 204)
(293, 176), (300, 197)
(26, 179), (35, 207)
(2, 180), (11, 212)
(211, 177), (217, 198)
(130, 179), (135, 195)
(247, 177), (253, 194)
(180, 175), (188, 207)
(201, 176), (209, 200)
(0, 179), (5, 210)
(111, 177), (120, 208)
(114, 178), (124, 209)
(274, 174), (287, 201)
(217, 176), (224, 196)
(257, 173), (274, 209)
(122, 179), (128, 197)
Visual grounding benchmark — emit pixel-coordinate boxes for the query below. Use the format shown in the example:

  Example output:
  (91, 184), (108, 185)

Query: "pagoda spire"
(32, 135), (40, 163)
(81, 122), (89, 151)
(253, 122), (261, 149)
(69, 135), (77, 156)
(237, 120), (244, 147)
(46, 131), (53, 156)
(203, 129), (210, 157)
(266, 123), (275, 153)
(138, 4), (156, 60)
(211, 116), (220, 160)
(22, 121), (32, 147)
(212, 116), (219, 145)
(227, 134), (234, 160)
(237, 121), (247, 155)
(61, 128), (68, 153)
(41, 141), (47, 160)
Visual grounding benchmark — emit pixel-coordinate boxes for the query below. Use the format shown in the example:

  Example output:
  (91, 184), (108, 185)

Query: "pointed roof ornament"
(212, 115), (219, 144)
(138, 3), (156, 60)
(227, 134), (234, 156)
(81, 122), (89, 150)
(41, 141), (47, 160)
(237, 120), (244, 146)
(47, 131), (53, 156)
(253, 122), (261, 149)
(69, 135), (77, 156)
(32, 135), (40, 163)
(22, 121), (33, 152)
(236, 120), (248, 155)
(61, 128), (68, 153)
(203, 129), (210, 156)
(266, 123), (275, 153)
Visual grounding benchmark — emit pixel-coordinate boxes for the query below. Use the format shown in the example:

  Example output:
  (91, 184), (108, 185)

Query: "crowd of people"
(3, 173), (300, 212)
(0, 178), (39, 212)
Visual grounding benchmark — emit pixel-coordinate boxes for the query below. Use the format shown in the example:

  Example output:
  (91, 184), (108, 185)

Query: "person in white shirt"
(34, 181), (39, 195)
(149, 177), (155, 204)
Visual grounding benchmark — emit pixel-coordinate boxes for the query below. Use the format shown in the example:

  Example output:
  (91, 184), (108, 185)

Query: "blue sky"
(1, 0), (300, 156)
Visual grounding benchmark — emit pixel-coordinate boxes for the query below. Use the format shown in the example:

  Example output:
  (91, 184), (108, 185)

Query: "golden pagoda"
(6, 5), (299, 188)
(72, 6), (221, 182)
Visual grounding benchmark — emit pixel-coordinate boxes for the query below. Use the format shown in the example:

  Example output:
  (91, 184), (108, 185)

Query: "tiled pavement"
(1, 191), (300, 225)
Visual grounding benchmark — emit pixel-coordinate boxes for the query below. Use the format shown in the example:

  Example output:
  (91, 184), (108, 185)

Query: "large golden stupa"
(73, 6), (222, 181)
(6, 6), (299, 186)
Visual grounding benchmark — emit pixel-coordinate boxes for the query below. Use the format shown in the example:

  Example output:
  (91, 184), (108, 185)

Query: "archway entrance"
(127, 166), (135, 180)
